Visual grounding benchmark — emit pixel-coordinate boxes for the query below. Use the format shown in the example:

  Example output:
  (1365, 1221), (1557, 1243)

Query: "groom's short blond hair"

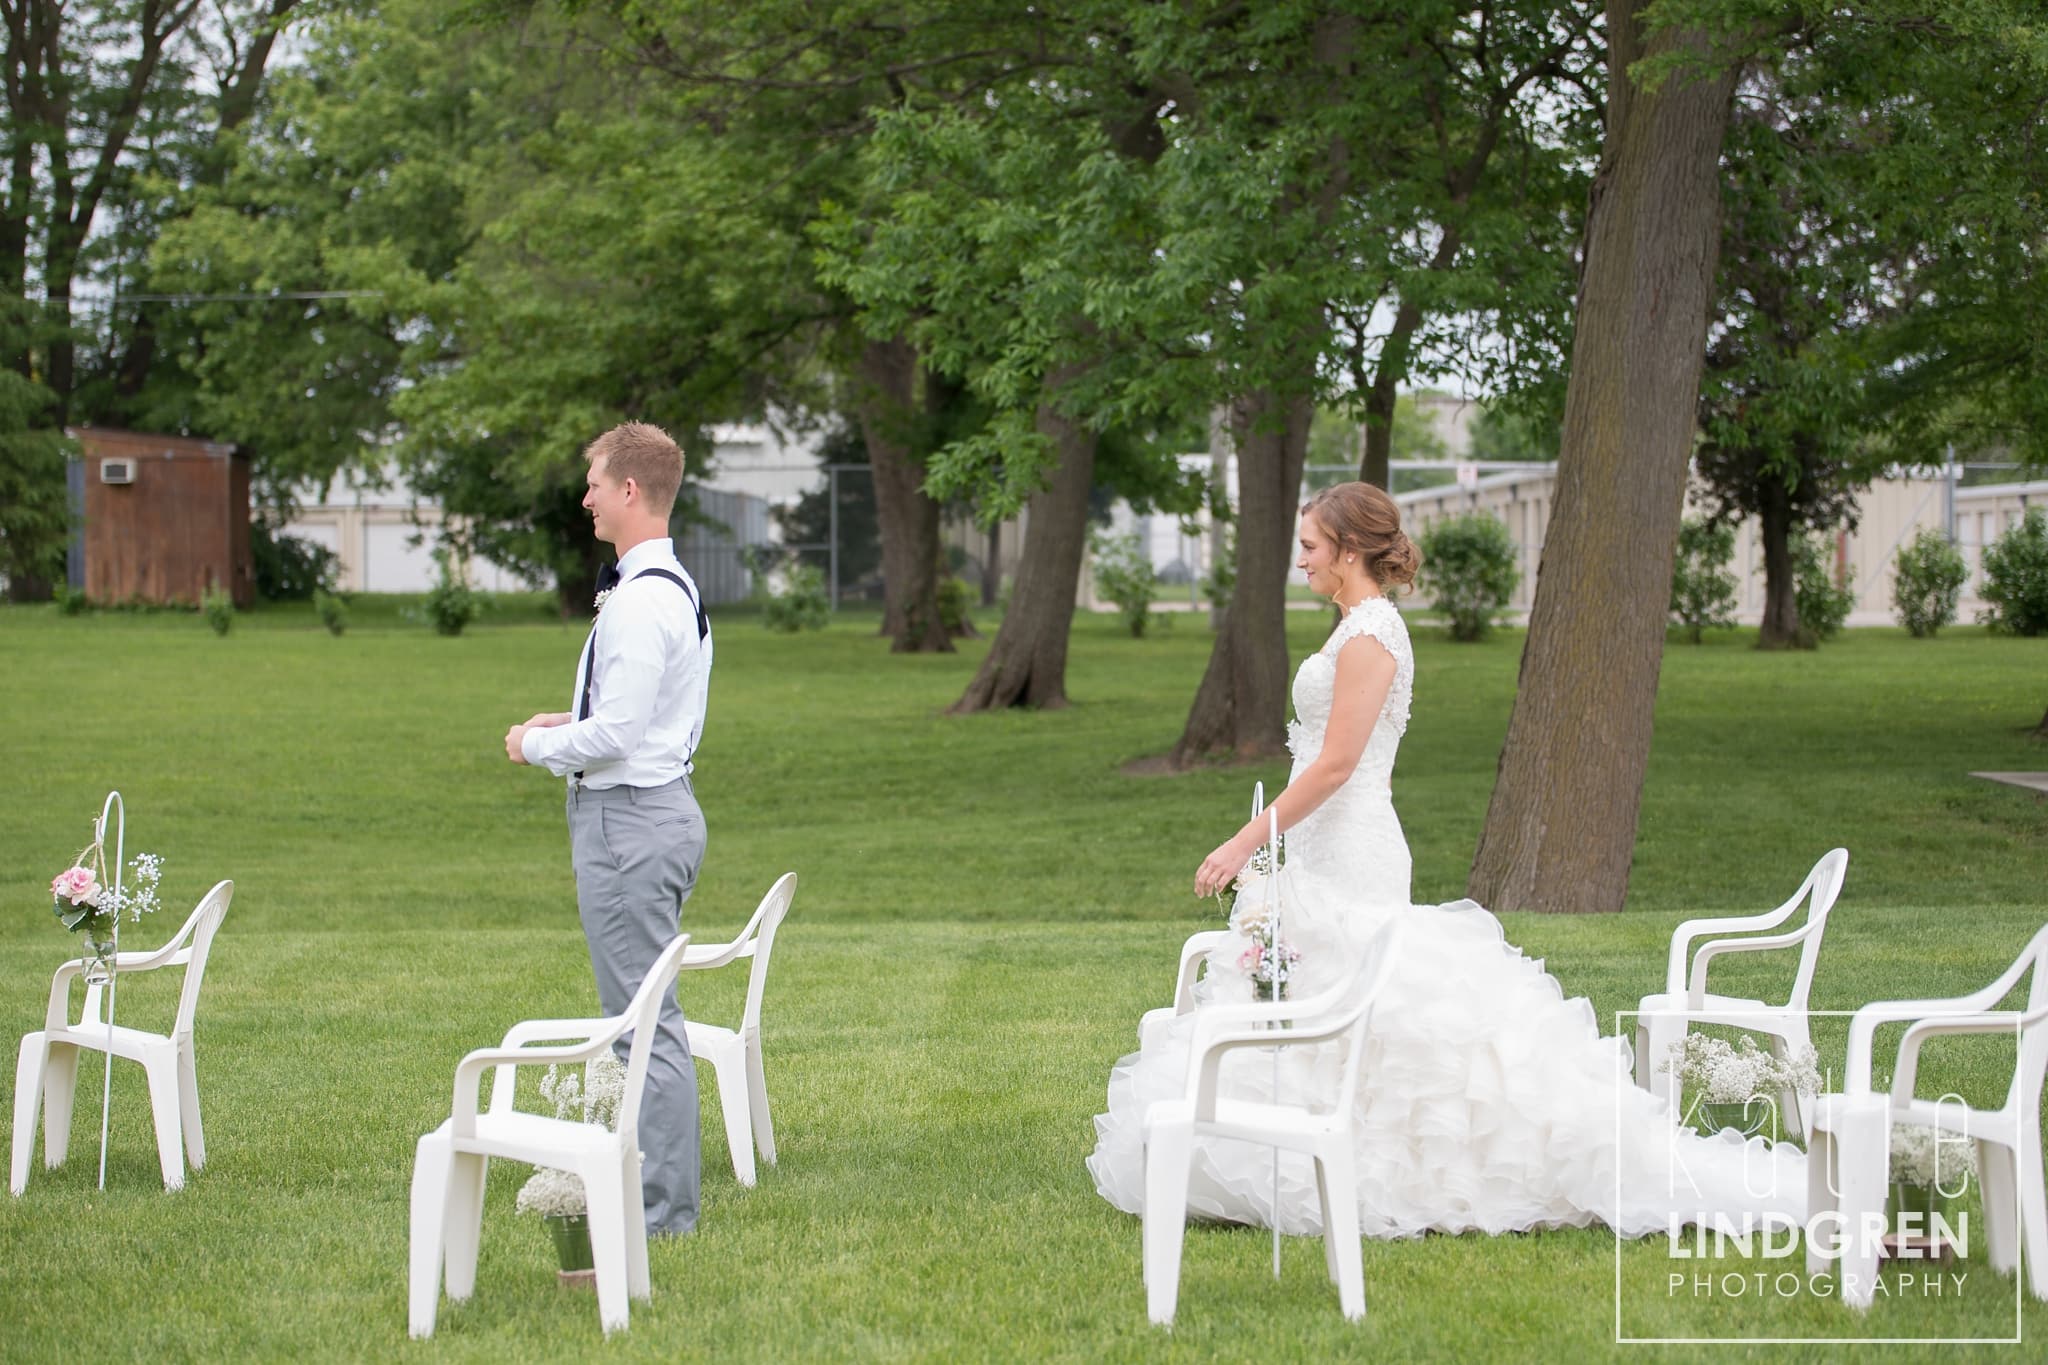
(586, 422), (684, 513)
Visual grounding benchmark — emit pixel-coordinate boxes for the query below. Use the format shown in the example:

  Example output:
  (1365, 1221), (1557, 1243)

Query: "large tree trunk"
(949, 393), (1096, 711)
(1467, 5), (1745, 914)
(1170, 389), (1313, 765)
(1754, 481), (1807, 648)
(854, 335), (951, 653)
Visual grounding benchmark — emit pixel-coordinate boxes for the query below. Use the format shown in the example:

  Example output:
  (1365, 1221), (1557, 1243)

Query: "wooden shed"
(68, 427), (254, 607)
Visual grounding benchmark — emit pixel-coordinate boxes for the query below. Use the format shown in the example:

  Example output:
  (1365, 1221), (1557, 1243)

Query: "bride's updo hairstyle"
(1300, 482), (1421, 593)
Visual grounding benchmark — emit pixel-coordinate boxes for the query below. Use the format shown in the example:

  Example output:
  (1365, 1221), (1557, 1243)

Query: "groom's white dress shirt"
(520, 537), (711, 788)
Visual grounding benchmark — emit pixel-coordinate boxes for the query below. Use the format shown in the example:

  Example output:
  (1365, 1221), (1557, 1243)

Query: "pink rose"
(51, 866), (100, 907)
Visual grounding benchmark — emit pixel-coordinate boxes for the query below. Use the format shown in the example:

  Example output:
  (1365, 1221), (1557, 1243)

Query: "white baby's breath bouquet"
(1662, 1034), (1820, 1104)
(514, 1053), (627, 1219)
(1890, 1122), (1976, 1189)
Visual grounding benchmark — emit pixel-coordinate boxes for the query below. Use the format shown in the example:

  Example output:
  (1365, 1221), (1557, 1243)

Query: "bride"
(1086, 481), (1803, 1239)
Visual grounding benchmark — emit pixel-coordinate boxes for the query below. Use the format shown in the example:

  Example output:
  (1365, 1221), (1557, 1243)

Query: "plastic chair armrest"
(498, 1018), (612, 1048)
(1845, 996), (2014, 1093)
(1664, 904), (1802, 993)
(1892, 1012), (2025, 1102)
(678, 939), (755, 971)
(1169, 932), (1231, 1013)
(1685, 924), (1816, 1002)
(453, 1034), (627, 1133)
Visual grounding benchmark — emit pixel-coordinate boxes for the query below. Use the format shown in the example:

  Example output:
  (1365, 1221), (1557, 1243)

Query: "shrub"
(1793, 533), (1856, 641)
(1417, 513), (1520, 642)
(936, 574), (975, 637)
(50, 584), (88, 616)
(1979, 507), (2048, 636)
(313, 589), (349, 637)
(200, 584), (234, 636)
(1670, 517), (1737, 644)
(1090, 529), (1157, 638)
(251, 516), (339, 601)
(1891, 529), (1968, 638)
(424, 551), (482, 637)
(763, 563), (830, 633)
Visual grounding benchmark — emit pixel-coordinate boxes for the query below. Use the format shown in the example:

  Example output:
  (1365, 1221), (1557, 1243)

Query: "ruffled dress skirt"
(1085, 875), (1806, 1239)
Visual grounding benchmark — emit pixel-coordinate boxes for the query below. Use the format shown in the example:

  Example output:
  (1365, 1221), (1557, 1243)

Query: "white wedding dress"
(1086, 598), (1805, 1238)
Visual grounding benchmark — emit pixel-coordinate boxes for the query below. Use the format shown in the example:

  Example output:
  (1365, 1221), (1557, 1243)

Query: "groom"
(503, 421), (713, 1237)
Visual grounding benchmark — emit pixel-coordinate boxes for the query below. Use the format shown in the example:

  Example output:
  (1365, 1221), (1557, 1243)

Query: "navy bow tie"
(595, 561), (622, 597)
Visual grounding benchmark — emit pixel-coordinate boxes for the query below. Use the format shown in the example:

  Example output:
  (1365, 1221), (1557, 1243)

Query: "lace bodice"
(1280, 596), (1416, 908)
(1286, 596), (1413, 786)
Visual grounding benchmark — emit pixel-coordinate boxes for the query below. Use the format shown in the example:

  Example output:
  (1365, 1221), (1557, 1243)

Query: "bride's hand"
(1194, 835), (1255, 899)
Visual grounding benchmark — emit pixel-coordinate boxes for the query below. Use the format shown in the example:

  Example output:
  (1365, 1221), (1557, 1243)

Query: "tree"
(0, 367), (69, 593)
(1, 0), (303, 598)
(595, 0), (1072, 651)
(826, 2), (1595, 725)
(1469, 2), (1763, 914)
(1689, 69), (1889, 649)
(1471, 0), (2048, 910)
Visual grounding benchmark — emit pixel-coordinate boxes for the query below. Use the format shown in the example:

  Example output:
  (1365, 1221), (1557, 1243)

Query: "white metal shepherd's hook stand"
(94, 790), (125, 1190)
(1250, 783), (1284, 1279)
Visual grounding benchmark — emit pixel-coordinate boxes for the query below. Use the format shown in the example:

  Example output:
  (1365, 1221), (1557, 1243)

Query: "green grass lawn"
(1, 601), (2044, 1361)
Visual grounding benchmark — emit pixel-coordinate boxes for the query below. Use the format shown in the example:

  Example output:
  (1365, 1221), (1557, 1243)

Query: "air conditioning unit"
(99, 458), (136, 485)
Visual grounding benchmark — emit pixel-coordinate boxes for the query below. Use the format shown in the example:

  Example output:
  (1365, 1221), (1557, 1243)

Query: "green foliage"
(251, 516), (339, 602)
(1793, 534), (1857, 642)
(0, 375), (73, 597)
(1670, 517), (1739, 644)
(1467, 401), (1560, 464)
(200, 585), (235, 636)
(1978, 508), (2048, 637)
(422, 551), (482, 637)
(1089, 529), (1157, 638)
(313, 590), (349, 637)
(1202, 526), (1236, 618)
(1417, 514), (1521, 643)
(936, 574), (975, 637)
(819, 7), (1594, 523)
(1893, 529), (1969, 638)
(763, 564), (830, 634)
(50, 584), (89, 616)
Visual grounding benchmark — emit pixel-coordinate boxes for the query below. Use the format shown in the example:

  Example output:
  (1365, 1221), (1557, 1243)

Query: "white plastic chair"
(408, 934), (691, 1338)
(1633, 848), (1849, 1138)
(11, 879), (234, 1194)
(1805, 922), (2048, 1309)
(1140, 786), (1268, 1051)
(677, 872), (796, 1187)
(1140, 920), (1403, 1327)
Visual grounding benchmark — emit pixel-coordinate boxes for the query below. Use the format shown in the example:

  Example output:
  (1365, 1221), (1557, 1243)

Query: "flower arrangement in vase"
(1661, 1034), (1820, 1142)
(515, 1054), (628, 1284)
(1883, 1118), (1975, 1260)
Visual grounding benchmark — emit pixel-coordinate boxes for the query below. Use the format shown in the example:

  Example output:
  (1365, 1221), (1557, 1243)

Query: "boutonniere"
(593, 588), (613, 616)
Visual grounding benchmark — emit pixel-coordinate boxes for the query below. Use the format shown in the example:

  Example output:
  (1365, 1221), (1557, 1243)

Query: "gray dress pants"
(566, 777), (706, 1236)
